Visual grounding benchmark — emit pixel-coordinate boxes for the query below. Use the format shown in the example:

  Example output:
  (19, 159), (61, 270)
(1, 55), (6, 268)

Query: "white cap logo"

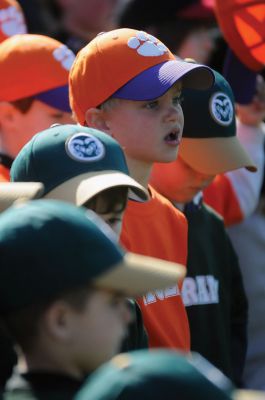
(0, 6), (27, 37)
(127, 31), (168, 57)
(210, 92), (234, 126)
(53, 45), (75, 71)
(66, 133), (105, 162)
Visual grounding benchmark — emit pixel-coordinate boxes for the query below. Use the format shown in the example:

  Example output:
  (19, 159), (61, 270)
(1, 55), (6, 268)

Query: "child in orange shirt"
(69, 28), (214, 350)
(0, 33), (75, 181)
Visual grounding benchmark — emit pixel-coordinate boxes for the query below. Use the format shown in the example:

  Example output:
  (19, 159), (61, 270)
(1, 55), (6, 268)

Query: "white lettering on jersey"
(142, 276), (219, 307)
(182, 275), (219, 306)
(143, 285), (180, 305)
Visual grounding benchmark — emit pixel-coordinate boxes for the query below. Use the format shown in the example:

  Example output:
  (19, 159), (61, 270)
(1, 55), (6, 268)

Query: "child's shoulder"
(150, 186), (187, 223)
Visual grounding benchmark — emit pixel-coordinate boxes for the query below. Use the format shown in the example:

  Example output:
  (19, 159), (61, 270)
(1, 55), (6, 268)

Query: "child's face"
(5, 100), (73, 158)
(99, 210), (124, 237)
(102, 83), (184, 166)
(83, 187), (128, 238)
(65, 289), (132, 375)
(150, 156), (215, 203)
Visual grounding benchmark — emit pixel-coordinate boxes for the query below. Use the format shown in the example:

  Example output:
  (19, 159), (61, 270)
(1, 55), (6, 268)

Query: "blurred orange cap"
(0, 33), (75, 101)
(0, 0), (27, 43)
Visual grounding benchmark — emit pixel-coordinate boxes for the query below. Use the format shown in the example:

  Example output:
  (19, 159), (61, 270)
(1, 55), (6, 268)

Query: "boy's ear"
(43, 301), (73, 342)
(0, 102), (18, 128)
(85, 108), (110, 133)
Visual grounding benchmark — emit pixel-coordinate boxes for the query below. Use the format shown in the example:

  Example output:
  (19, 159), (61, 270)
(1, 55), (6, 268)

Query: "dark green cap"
(11, 124), (148, 204)
(182, 70), (236, 140)
(0, 200), (185, 314)
(179, 69), (256, 174)
(75, 349), (234, 400)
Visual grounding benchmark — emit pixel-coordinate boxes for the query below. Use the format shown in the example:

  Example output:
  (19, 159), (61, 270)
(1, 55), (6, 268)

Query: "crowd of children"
(0, 0), (264, 399)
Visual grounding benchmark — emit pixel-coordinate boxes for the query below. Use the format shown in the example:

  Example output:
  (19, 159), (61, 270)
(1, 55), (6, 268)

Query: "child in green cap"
(0, 200), (184, 399)
(150, 70), (251, 385)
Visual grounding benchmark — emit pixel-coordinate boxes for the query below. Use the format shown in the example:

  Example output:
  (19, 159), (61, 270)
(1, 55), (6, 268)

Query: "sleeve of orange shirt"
(0, 165), (10, 182)
(204, 120), (265, 226)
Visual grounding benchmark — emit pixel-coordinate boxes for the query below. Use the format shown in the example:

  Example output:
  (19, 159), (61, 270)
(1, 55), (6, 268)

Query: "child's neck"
(126, 157), (152, 190)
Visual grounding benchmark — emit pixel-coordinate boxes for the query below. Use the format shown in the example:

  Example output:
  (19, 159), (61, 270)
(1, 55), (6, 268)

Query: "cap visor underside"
(94, 252), (186, 297)
(0, 182), (44, 212)
(44, 171), (148, 205)
(179, 137), (257, 175)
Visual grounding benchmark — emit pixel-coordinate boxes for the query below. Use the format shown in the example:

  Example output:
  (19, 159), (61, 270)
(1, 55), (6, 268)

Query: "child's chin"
(160, 150), (179, 164)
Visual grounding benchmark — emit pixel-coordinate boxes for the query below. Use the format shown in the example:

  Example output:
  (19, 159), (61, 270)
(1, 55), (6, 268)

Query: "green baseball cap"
(179, 69), (256, 174)
(0, 182), (44, 213)
(10, 124), (148, 205)
(75, 349), (234, 400)
(0, 200), (185, 314)
(75, 350), (265, 400)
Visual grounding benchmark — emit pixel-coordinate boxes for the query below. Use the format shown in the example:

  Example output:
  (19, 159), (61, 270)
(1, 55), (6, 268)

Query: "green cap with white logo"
(10, 124), (148, 205)
(179, 69), (256, 174)
(0, 200), (185, 314)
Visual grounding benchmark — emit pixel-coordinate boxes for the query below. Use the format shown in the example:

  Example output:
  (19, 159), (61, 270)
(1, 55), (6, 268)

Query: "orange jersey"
(203, 175), (243, 226)
(0, 164), (9, 182)
(121, 186), (190, 351)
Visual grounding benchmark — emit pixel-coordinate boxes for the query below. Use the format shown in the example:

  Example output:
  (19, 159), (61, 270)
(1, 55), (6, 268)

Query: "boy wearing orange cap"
(150, 70), (250, 385)
(0, 0), (27, 42)
(0, 33), (75, 181)
(69, 28), (214, 351)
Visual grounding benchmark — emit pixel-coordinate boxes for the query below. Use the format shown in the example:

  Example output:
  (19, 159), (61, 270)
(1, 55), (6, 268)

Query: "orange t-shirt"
(121, 186), (190, 351)
(203, 175), (243, 226)
(0, 164), (10, 182)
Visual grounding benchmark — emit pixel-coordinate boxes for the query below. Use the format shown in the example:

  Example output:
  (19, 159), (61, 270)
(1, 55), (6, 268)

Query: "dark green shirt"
(3, 371), (84, 400)
(182, 201), (248, 386)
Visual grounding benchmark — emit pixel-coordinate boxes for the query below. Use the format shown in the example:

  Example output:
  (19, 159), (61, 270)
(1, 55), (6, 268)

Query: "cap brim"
(233, 390), (265, 400)
(94, 252), (186, 297)
(0, 182), (44, 212)
(179, 137), (257, 175)
(44, 171), (149, 205)
(112, 60), (214, 101)
(34, 85), (71, 113)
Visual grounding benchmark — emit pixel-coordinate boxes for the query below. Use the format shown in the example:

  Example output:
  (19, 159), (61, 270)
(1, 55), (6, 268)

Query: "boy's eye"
(145, 100), (159, 109)
(173, 95), (184, 106)
(109, 294), (125, 308)
(107, 217), (121, 225)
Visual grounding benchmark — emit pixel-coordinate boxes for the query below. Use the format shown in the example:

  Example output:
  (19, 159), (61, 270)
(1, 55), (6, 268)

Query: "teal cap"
(11, 124), (148, 204)
(179, 69), (256, 174)
(0, 200), (185, 314)
(75, 349), (235, 400)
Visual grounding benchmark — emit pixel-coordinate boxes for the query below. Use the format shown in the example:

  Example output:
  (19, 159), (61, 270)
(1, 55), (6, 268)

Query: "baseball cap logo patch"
(53, 44), (75, 71)
(0, 6), (26, 36)
(127, 31), (168, 57)
(210, 92), (233, 126)
(66, 133), (105, 162)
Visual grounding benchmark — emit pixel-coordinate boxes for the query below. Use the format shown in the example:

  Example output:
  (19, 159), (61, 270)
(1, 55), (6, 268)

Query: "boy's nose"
(164, 105), (184, 124)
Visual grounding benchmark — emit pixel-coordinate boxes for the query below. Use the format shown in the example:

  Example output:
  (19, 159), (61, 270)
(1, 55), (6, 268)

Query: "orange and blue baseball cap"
(0, 33), (75, 112)
(0, 0), (27, 43)
(69, 28), (214, 124)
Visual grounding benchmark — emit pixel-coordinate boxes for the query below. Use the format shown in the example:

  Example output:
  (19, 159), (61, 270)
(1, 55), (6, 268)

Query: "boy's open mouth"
(164, 129), (181, 146)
